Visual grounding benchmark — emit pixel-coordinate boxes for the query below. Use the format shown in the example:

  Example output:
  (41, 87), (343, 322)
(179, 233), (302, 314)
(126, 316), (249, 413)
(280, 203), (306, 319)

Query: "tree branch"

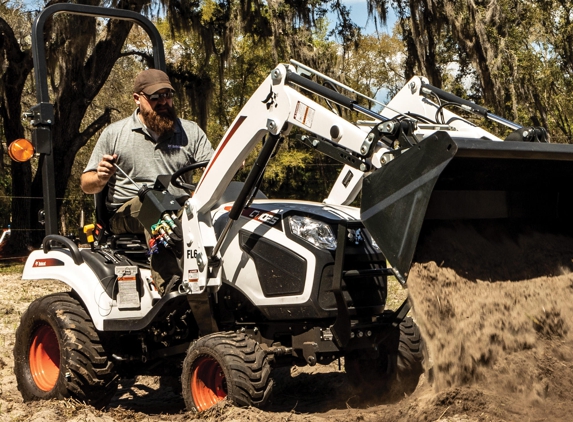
(72, 107), (118, 152)
(119, 50), (154, 68)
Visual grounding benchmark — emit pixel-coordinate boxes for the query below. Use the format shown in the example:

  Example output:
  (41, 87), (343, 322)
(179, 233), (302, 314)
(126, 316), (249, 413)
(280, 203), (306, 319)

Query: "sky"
(334, 0), (397, 34)
(20, 0), (396, 34)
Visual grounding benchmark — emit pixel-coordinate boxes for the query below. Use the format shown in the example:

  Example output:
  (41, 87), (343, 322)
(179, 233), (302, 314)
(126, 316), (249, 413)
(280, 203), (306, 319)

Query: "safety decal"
(187, 269), (200, 293)
(115, 266), (140, 310)
(294, 101), (315, 128)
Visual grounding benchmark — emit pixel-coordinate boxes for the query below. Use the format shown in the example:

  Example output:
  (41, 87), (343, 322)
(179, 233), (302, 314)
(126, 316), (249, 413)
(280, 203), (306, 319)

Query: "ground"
(2, 221), (573, 422)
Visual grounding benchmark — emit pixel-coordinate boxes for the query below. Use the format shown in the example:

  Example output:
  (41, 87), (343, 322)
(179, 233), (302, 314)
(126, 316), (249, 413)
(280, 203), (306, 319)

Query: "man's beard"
(140, 104), (177, 136)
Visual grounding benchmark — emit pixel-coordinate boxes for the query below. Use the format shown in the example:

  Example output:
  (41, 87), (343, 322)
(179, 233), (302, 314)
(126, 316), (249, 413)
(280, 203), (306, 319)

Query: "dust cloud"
(407, 221), (573, 421)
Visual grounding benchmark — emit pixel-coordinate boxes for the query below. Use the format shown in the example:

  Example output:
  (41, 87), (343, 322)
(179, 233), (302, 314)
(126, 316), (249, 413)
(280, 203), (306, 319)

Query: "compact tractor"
(10, 3), (573, 413)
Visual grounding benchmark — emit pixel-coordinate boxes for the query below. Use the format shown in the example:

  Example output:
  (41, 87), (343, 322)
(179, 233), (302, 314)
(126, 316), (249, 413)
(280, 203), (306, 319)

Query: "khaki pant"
(109, 197), (181, 295)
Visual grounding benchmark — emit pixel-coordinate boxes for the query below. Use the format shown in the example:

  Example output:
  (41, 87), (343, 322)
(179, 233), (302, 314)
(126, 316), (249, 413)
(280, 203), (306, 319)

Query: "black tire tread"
(13, 292), (118, 408)
(182, 331), (273, 410)
(394, 317), (425, 395)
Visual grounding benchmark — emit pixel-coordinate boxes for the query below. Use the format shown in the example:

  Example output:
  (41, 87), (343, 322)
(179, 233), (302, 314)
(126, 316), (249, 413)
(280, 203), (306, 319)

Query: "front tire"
(181, 331), (273, 412)
(13, 293), (118, 408)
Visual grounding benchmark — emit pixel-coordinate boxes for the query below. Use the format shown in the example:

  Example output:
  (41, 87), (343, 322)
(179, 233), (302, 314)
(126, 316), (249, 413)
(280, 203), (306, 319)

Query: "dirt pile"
(406, 221), (573, 421)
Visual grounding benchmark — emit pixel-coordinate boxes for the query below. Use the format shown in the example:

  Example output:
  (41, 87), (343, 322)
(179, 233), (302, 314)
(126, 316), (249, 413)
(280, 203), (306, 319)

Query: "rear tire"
(345, 317), (425, 400)
(181, 331), (273, 412)
(13, 293), (118, 408)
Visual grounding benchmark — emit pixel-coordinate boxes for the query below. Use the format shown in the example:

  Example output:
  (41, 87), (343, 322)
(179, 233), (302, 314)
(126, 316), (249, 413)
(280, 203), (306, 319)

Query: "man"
(81, 69), (214, 294)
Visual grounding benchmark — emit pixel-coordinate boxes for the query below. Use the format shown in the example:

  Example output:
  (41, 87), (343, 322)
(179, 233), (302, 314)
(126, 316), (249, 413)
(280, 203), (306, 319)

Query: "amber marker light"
(8, 138), (35, 162)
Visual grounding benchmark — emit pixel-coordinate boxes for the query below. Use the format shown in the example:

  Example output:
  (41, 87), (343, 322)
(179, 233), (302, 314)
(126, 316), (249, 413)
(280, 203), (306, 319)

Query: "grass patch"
(386, 276), (408, 311)
(0, 263), (24, 275)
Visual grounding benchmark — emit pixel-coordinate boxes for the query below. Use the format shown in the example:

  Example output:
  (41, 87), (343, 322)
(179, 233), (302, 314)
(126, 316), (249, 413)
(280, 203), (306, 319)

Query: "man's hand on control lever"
(97, 154), (118, 183)
(80, 153), (118, 194)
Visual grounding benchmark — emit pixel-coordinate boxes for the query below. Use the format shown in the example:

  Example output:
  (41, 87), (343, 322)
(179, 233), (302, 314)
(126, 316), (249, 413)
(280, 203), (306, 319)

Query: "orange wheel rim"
(29, 325), (60, 391)
(191, 356), (227, 411)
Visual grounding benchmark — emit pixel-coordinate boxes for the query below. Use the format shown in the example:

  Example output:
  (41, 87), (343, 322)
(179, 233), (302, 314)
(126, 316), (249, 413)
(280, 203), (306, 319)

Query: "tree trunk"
(0, 16), (34, 252)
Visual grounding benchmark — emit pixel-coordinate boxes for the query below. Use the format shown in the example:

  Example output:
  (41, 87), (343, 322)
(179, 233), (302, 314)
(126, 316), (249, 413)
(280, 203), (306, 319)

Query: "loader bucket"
(361, 131), (573, 284)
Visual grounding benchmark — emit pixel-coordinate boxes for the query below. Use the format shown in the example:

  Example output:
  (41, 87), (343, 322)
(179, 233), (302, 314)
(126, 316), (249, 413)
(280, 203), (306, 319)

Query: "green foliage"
(0, 153), (12, 229)
(153, 1), (391, 201)
(392, 0), (573, 142)
(339, 33), (405, 109)
(0, 263), (24, 275)
(253, 134), (343, 202)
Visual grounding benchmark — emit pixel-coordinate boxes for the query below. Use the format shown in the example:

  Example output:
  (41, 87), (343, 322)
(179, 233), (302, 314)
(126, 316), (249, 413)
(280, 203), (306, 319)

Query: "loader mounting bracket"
(291, 327), (340, 365)
(375, 118), (419, 151)
(187, 291), (219, 336)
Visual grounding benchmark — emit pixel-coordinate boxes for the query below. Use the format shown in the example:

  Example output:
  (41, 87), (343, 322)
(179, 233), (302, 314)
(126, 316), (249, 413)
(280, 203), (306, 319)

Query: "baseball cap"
(133, 69), (174, 95)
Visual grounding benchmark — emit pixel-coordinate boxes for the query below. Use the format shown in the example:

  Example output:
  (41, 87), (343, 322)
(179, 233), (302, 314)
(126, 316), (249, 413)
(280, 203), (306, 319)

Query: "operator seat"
(94, 185), (149, 263)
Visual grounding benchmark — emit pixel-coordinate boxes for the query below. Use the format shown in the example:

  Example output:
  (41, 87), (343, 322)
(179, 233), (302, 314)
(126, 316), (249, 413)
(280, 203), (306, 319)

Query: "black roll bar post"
(30, 4), (166, 236)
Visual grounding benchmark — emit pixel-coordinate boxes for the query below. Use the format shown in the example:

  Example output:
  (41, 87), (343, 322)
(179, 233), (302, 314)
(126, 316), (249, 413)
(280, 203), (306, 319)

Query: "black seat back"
(94, 185), (149, 263)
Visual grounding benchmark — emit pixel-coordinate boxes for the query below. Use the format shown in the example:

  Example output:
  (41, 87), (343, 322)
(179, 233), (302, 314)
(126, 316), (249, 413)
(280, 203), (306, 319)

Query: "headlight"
(289, 215), (337, 250)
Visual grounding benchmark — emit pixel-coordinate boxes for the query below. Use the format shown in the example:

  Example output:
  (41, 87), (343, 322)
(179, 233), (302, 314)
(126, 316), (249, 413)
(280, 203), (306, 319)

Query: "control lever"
(113, 162), (142, 190)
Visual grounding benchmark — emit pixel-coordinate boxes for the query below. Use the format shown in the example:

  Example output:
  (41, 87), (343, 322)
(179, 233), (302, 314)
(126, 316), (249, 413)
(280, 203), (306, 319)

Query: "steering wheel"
(171, 160), (210, 191)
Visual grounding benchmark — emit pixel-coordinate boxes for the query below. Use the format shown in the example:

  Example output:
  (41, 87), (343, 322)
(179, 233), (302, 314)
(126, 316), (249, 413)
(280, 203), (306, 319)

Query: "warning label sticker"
(115, 266), (140, 309)
(188, 269), (200, 293)
(294, 101), (315, 128)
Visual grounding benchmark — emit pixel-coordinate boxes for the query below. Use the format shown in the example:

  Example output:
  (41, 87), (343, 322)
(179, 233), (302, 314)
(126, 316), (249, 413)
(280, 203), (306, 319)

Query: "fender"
(23, 246), (159, 331)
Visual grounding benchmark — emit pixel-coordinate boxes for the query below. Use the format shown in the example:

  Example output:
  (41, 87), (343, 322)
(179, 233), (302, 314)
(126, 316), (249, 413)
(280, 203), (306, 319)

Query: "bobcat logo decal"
(262, 84), (277, 109)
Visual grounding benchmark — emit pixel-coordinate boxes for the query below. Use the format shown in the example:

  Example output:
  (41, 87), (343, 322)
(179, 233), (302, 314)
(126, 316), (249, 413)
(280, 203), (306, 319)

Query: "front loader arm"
(192, 64), (373, 214)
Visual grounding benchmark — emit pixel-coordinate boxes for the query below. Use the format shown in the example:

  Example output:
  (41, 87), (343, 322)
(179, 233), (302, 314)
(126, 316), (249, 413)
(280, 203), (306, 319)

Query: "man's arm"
(80, 154), (117, 194)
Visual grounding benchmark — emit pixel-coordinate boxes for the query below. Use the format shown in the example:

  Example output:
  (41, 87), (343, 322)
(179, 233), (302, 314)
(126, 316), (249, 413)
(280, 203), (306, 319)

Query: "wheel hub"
(191, 356), (227, 411)
(29, 324), (60, 391)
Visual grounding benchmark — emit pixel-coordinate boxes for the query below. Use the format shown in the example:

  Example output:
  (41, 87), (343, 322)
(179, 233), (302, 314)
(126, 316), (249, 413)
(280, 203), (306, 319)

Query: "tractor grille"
(318, 251), (387, 313)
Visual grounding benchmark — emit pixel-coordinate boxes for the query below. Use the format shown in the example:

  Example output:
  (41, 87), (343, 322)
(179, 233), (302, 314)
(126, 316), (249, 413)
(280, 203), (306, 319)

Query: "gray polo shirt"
(84, 109), (214, 210)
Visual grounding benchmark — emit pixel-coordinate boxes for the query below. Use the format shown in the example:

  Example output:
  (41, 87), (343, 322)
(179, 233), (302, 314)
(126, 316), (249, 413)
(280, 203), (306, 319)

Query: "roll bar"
(30, 4), (166, 235)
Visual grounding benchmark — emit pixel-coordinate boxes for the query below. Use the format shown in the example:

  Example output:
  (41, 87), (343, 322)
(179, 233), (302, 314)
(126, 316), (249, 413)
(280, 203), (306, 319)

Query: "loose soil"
(2, 220), (573, 421)
(408, 221), (573, 421)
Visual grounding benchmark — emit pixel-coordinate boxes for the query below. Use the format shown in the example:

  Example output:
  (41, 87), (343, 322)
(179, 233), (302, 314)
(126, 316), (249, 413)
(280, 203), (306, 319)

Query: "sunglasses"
(141, 91), (175, 101)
